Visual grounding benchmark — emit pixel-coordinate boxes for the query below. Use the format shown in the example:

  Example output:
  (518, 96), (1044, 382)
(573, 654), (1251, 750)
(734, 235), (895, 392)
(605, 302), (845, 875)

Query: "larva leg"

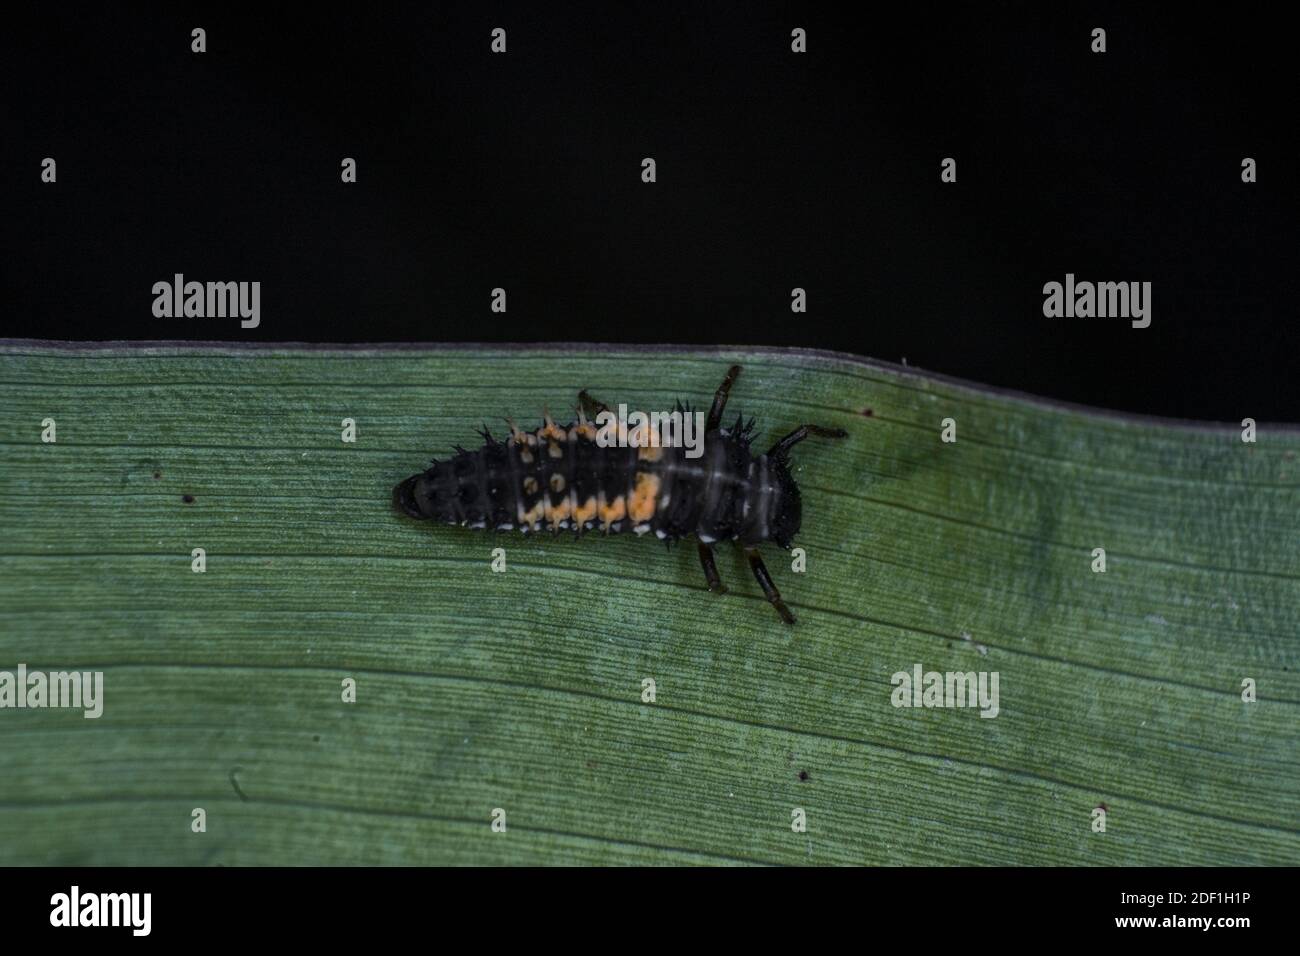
(745, 548), (796, 625)
(697, 541), (727, 594)
(706, 364), (743, 431)
(766, 424), (848, 459)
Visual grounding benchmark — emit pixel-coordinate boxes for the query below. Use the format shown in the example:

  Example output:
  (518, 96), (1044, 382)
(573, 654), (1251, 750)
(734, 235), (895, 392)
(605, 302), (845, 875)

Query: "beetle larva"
(393, 365), (847, 624)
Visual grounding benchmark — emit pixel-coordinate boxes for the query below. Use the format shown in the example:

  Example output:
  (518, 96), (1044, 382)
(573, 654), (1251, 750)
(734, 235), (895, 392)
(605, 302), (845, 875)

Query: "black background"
(4, 2), (1295, 419)
(4, 864), (1281, 941)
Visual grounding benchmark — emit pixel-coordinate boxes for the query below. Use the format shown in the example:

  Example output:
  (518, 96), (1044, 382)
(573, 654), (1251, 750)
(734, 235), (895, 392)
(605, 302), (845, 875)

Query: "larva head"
(766, 455), (803, 549)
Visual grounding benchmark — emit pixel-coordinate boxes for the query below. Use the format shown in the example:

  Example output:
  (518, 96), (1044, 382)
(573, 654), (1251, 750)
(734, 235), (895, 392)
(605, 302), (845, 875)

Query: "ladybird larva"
(392, 365), (847, 624)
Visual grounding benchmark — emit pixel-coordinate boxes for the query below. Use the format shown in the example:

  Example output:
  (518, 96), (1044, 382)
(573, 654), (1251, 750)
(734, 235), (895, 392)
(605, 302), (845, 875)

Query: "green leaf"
(1, 342), (1296, 865)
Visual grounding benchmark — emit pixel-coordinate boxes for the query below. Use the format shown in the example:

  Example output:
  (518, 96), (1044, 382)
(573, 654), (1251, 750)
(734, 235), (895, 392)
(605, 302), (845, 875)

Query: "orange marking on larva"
(519, 447), (535, 465)
(547, 440), (563, 459)
(545, 496), (572, 528)
(570, 423), (597, 441)
(521, 501), (545, 531)
(637, 444), (663, 462)
(550, 473), (566, 493)
(629, 472), (660, 523)
(572, 496), (598, 524)
(523, 476), (539, 496)
(599, 495), (626, 529)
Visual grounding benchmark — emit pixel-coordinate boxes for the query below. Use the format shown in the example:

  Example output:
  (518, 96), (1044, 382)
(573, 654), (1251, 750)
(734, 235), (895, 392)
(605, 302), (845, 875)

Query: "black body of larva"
(392, 418), (801, 547)
(392, 366), (846, 624)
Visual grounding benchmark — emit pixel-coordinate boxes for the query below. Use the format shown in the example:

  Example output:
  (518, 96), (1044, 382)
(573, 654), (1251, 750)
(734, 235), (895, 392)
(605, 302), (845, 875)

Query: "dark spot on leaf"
(229, 767), (248, 802)
(182, 494), (195, 504)
(312, 735), (320, 743)
(861, 407), (874, 417)
(1096, 802), (1108, 812)
(152, 471), (162, 480)
(798, 770), (810, 782)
